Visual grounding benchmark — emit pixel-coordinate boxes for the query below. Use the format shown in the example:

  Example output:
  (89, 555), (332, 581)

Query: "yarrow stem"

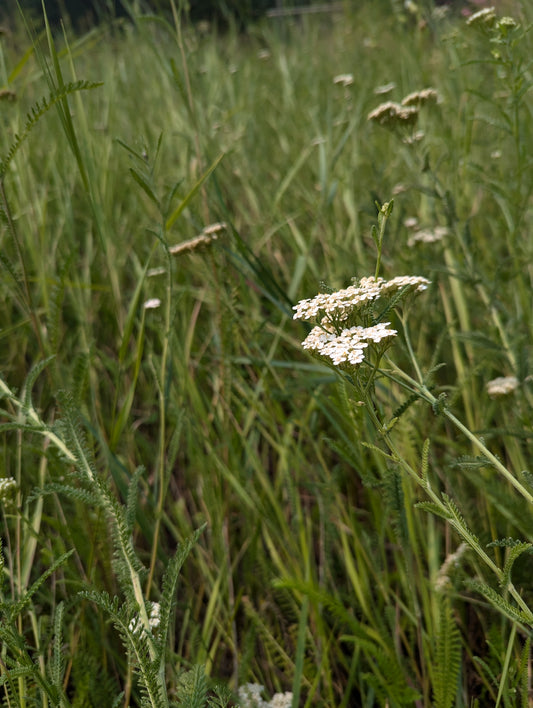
(294, 253), (533, 624)
(386, 365), (533, 506)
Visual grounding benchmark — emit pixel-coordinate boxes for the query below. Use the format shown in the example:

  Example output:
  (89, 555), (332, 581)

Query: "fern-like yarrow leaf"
(432, 598), (461, 708)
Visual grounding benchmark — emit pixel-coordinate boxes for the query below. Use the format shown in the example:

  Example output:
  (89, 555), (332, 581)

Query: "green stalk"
(361, 393), (532, 619)
(389, 366), (533, 505)
(145, 250), (172, 601)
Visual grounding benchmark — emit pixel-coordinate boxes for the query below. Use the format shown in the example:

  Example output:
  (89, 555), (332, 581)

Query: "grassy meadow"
(1, 1), (533, 705)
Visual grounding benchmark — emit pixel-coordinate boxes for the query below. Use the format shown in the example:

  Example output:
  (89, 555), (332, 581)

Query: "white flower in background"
(128, 602), (161, 636)
(466, 7), (496, 27)
(401, 88), (439, 107)
(392, 183), (408, 195)
(143, 298), (161, 310)
(497, 16), (518, 30)
(407, 226), (448, 246)
(237, 684), (293, 708)
(202, 221), (227, 235)
(486, 376), (519, 397)
(169, 222), (225, 256)
(269, 693), (293, 708)
(333, 73), (354, 87)
(403, 130), (425, 144)
(0, 477), (17, 501)
(374, 82), (396, 95)
(380, 275), (430, 293)
(238, 683), (266, 707)
(148, 602), (160, 630)
(128, 615), (141, 634)
(367, 101), (419, 128)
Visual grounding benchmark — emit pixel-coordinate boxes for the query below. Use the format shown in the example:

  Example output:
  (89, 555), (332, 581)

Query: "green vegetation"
(0, 1), (532, 705)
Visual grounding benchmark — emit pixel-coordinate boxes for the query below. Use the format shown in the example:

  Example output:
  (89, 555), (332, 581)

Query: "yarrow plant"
(367, 87), (440, 143)
(293, 201), (429, 382)
(293, 201), (533, 646)
(0, 476), (17, 502)
(237, 683), (293, 708)
(486, 375), (520, 398)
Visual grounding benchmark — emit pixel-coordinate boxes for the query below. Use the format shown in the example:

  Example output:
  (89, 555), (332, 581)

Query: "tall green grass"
(0, 1), (532, 705)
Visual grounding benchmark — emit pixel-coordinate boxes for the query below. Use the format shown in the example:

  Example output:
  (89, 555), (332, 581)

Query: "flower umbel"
(486, 376), (519, 398)
(0, 477), (17, 502)
(238, 683), (293, 708)
(294, 275), (429, 370)
(367, 101), (419, 129)
(401, 88), (439, 107)
(466, 7), (496, 27)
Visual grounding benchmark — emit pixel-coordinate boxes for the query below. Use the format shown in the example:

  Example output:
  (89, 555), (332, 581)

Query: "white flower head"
(367, 101), (419, 129)
(407, 226), (448, 247)
(238, 683), (266, 707)
(269, 693), (293, 708)
(237, 684), (292, 708)
(486, 376), (519, 398)
(128, 601), (161, 636)
(333, 73), (354, 87)
(466, 7), (496, 27)
(147, 267), (166, 277)
(295, 275), (428, 370)
(403, 130), (425, 144)
(292, 276), (385, 322)
(374, 82), (396, 95)
(202, 221), (227, 236)
(0, 477), (17, 502)
(498, 16), (518, 30)
(401, 88), (439, 107)
(143, 298), (161, 310)
(169, 223), (224, 256)
(149, 602), (160, 630)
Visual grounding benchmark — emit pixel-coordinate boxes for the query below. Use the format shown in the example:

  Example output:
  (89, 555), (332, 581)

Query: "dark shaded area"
(0, 0), (278, 30)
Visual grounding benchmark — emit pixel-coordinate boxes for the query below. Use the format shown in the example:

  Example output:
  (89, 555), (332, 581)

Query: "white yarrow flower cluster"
(128, 602), (161, 636)
(238, 683), (293, 708)
(407, 226), (448, 247)
(466, 7), (496, 27)
(143, 298), (161, 310)
(333, 73), (354, 87)
(293, 276), (429, 323)
(294, 275), (429, 369)
(302, 322), (397, 366)
(169, 222), (226, 256)
(401, 88), (439, 107)
(367, 101), (419, 128)
(486, 376), (519, 398)
(0, 477), (17, 501)
(148, 602), (160, 630)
